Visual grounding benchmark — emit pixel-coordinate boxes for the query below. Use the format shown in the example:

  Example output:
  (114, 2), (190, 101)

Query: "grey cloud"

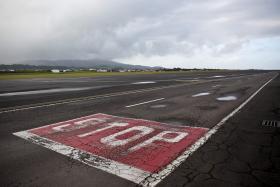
(0, 0), (279, 64)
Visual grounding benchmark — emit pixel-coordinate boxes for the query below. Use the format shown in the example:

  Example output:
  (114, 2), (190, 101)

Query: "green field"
(0, 69), (228, 80)
(0, 71), (189, 80)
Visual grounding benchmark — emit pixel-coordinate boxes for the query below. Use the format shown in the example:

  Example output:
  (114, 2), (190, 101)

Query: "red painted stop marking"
(14, 113), (208, 183)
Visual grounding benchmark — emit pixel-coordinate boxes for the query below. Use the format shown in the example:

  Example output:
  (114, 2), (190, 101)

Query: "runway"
(0, 70), (279, 187)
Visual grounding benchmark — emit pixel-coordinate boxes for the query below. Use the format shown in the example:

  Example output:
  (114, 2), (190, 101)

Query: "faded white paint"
(211, 75), (225, 78)
(132, 81), (156, 84)
(100, 126), (154, 147)
(13, 131), (150, 184)
(53, 117), (109, 133)
(41, 80), (89, 83)
(125, 98), (164, 108)
(212, 84), (221, 88)
(150, 104), (167, 108)
(78, 122), (129, 138)
(129, 131), (188, 152)
(52, 124), (71, 132)
(216, 96), (237, 101)
(192, 92), (210, 97)
(0, 87), (93, 96)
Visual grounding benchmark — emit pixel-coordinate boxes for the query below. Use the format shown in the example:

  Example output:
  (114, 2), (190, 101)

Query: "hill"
(0, 59), (161, 71)
(20, 59), (157, 70)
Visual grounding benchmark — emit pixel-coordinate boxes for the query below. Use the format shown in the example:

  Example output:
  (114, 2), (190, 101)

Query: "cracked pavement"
(158, 73), (280, 187)
(0, 70), (279, 187)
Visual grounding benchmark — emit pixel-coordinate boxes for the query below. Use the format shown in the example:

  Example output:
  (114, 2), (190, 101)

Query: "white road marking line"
(139, 73), (278, 187)
(175, 79), (199, 82)
(132, 81), (156, 84)
(150, 104), (167, 108)
(192, 92), (211, 97)
(0, 87), (98, 97)
(211, 75), (225, 78)
(94, 80), (125, 82)
(212, 84), (221, 88)
(125, 98), (165, 108)
(216, 96), (237, 101)
(13, 131), (150, 184)
(41, 80), (89, 83)
(0, 73), (272, 114)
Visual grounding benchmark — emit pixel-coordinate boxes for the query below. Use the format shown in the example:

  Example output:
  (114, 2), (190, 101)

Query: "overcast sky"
(0, 0), (280, 69)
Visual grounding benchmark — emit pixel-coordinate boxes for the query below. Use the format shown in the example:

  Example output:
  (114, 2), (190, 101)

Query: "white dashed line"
(132, 81), (156, 84)
(125, 98), (165, 108)
(212, 84), (221, 88)
(216, 96), (237, 101)
(211, 75), (225, 78)
(192, 92), (210, 97)
(0, 87), (96, 96)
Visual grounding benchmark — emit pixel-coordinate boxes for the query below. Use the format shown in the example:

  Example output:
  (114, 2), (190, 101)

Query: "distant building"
(63, 69), (72, 72)
(97, 69), (108, 72)
(51, 69), (60, 73)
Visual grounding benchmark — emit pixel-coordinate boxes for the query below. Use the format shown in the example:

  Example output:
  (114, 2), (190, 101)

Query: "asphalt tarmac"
(0, 70), (279, 187)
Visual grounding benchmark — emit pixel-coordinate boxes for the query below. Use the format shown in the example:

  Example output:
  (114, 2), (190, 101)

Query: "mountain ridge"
(16, 59), (159, 70)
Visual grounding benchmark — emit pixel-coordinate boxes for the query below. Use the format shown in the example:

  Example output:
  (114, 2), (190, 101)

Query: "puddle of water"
(150, 105), (167, 108)
(132, 81), (156, 84)
(192, 92), (211, 97)
(216, 96), (237, 101)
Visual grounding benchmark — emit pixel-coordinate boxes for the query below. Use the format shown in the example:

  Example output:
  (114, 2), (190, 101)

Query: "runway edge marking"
(139, 73), (278, 187)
